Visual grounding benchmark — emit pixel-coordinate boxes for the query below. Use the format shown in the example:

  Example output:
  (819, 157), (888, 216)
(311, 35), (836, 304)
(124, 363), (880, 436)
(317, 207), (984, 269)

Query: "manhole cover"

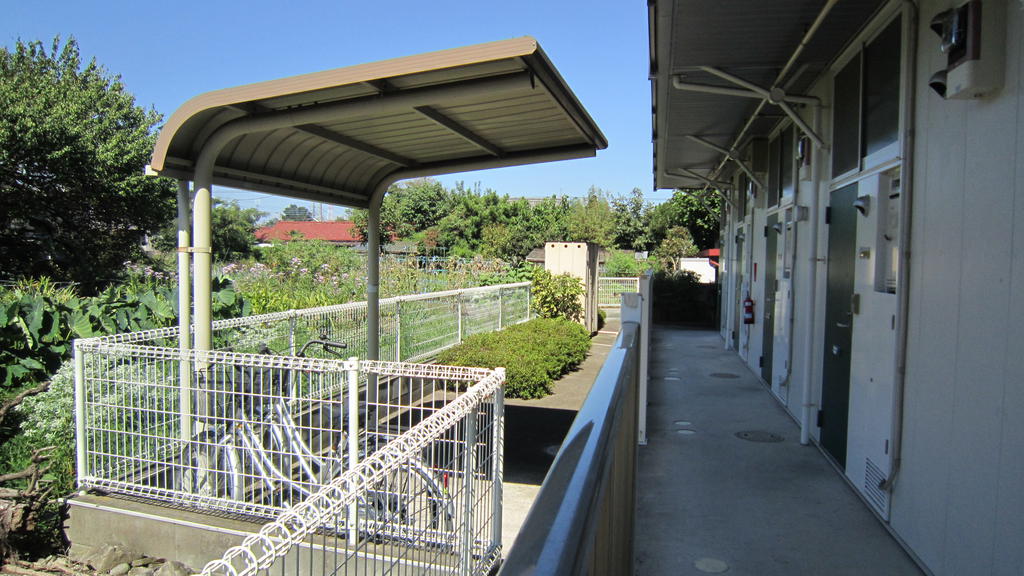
(676, 429), (696, 435)
(735, 431), (784, 443)
(673, 420), (692, 426)
(710, 372), (740, 379)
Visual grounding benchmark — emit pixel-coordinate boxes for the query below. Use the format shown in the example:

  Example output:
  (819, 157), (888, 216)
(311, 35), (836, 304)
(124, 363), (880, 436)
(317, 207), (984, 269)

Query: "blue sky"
(6, 0), (669, 219)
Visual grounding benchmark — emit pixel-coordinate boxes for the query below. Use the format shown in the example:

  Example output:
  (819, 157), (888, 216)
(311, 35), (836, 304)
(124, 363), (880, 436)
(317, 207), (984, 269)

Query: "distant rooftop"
(255, 221), (361, 244)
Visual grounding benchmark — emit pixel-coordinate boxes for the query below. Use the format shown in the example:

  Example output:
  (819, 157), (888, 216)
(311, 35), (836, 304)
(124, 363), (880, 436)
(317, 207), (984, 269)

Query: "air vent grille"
(864, 458), (890, 518)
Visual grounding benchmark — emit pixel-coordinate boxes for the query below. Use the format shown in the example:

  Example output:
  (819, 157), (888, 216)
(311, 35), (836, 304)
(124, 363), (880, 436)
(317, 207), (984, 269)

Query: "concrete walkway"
(636, 325), (923, 575)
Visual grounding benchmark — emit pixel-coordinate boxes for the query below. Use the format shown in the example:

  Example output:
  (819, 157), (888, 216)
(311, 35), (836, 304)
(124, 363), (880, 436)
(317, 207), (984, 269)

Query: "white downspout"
(799, 105), (823, 446)
(881, 0), (918, 492)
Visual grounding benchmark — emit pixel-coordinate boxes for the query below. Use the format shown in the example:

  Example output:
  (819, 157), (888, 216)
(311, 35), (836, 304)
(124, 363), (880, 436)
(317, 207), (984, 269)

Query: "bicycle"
(174, 336), (456, 542)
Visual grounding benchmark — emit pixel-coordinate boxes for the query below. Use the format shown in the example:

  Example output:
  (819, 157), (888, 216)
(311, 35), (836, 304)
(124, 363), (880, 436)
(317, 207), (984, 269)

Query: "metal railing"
(597, 277), (640, 308)
(196, 362), (505, 576)
(74, 344), (504, 575)
(78, 282), (530, 363)
(72, 283), (525, 574)
(500, 305), (644, 575)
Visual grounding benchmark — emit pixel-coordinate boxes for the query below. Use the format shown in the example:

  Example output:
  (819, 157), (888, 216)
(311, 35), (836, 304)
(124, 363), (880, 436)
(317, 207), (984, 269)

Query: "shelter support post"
(177, 181), (193, 441)
(192, 174), (213, 355)
(367, 205), (380, 363)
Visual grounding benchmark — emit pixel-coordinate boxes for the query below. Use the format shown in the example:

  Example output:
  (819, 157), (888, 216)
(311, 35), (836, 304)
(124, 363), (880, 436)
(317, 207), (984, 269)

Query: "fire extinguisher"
(743, 296), (755, 324)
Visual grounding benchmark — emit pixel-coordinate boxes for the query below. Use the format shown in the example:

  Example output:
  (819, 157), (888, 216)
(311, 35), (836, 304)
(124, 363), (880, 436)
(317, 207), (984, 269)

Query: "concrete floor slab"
(635, 325), (923, 576)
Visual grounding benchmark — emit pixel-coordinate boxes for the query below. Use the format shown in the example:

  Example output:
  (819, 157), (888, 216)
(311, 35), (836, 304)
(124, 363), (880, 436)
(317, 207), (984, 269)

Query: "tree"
(648, 189), (721, 251)
(152, 199), (264, 262)
(0, 38), (174, 287)
(528, 196), (573, 243)
(390, 178), (452, 232)
(211, 200), (264, 261)
(566, 186), (615, 247)
(282, 204), (313, 221)
(611, 187), (651, 251)
(654, 226), (699, 272)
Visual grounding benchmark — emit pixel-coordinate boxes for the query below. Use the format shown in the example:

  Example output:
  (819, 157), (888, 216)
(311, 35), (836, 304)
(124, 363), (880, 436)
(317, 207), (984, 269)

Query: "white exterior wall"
(891, 1), (1024, 574)
(715, 2), (1023, 573)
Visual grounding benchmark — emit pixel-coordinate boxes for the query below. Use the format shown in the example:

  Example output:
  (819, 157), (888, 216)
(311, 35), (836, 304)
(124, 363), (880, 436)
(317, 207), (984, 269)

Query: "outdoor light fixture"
(853, 195), (871, 217)
(772, 222), (784, 234)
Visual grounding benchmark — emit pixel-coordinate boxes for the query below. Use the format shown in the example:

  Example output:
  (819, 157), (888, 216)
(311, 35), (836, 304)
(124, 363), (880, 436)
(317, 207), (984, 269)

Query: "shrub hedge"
(436, 317), (590, 399)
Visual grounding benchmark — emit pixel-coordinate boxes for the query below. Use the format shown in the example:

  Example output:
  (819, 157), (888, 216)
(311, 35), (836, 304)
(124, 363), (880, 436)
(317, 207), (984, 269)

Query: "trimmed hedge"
(436, 317), (591, 399)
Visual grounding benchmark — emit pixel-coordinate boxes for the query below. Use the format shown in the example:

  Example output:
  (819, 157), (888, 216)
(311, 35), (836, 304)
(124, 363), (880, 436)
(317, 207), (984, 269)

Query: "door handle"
(836, 322), (850, 328)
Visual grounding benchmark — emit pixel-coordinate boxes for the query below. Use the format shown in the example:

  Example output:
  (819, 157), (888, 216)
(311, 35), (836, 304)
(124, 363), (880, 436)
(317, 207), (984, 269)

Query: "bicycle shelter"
(147, 35), (605, 366)
(69, 37), (604, 575)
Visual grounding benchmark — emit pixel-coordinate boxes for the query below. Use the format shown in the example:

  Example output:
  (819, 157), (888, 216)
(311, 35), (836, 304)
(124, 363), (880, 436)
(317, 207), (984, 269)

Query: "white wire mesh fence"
(198, 363), (504, 576)
(73, 283), (522, 575)
(74, 347), (504, 574)
(597, 277), (640, 309)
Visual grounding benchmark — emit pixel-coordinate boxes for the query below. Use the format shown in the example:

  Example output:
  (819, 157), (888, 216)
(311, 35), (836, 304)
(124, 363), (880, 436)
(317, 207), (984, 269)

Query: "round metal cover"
(710, 372), (740, 379)
(735, 430), (784, 443)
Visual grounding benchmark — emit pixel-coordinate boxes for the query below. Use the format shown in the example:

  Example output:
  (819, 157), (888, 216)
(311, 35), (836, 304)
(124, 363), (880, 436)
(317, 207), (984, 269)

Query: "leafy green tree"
(211, 200), (264, 261)
(604, 249), (649, 276)
(152, 199), (264, 262)
(611, 187), (651, 251)
(566, 187), (615, 247)
(648, 189), (721, 251)
(390, 178), (452, 232)
(437, 188), (535, 258)
(282, 204), (313, 221)
(351, 179), (452, 246)
(0, 38), (174, 287)
(654, 226), (699, 272)
(529, 196), (573, 243)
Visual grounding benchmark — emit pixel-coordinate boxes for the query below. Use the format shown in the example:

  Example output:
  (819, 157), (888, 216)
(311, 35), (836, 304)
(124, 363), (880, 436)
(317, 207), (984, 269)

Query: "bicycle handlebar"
(297, 338), (348, 358)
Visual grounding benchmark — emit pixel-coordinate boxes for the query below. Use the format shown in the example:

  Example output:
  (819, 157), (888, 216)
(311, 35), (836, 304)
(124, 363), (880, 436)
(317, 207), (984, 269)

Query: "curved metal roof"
(150, 37), (606, 208)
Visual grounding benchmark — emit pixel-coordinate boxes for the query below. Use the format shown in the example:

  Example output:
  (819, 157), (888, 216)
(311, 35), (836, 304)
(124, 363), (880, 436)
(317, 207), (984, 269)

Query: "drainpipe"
(881, 0), (918, 492)
(799, 104), (823, 446)
(177, 181), (193, 441)
(723, 202), (735, 349)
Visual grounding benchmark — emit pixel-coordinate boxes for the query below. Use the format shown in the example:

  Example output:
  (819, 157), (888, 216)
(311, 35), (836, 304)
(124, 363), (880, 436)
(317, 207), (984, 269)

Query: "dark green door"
(821, 183), (858, 468)
(761, 214), (778, 383)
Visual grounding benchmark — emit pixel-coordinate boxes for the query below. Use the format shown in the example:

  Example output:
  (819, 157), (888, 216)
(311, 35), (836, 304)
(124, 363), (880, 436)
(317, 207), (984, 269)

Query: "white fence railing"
(73, 283), (525, 575)
(597, 277), (640, 309)
(77, 282), (530, 363)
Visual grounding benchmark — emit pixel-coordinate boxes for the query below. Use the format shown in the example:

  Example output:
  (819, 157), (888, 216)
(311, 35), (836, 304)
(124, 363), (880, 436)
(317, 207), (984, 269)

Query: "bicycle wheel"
(364, 458), (455, 543)
(176, 430), (244, 501)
